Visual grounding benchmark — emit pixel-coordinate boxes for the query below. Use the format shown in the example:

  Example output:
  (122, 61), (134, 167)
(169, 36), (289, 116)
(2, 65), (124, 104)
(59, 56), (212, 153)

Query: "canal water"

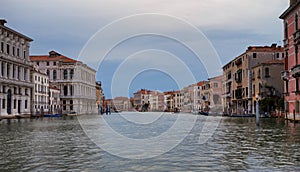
(0, 112), (300, 171)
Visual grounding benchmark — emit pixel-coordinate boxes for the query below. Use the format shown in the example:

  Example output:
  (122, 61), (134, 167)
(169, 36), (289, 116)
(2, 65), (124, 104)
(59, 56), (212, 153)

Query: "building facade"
(0, 20), (33, 116)
(96, 81), (104, 111)
(30, 51), (97, 114)
(252, 60), (284, 114)
(113, 96), (129, 112)
(222, 44), (284, 115)
(31, 67), (49, 116)
(49, 85), (60, 114)
(133, 89), (151, 111)
(280, 0), (300, 118)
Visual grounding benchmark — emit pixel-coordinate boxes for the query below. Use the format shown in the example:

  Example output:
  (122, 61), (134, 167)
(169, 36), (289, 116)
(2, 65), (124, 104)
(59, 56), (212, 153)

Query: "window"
(25, 89), (28, 95)
(47, 62), (49, 66)
(14, 87), (17, 94)
(253, 53), (257, 58)
(14, 99), (16, 109)
(53, 70), (57, 80)
(63, 100), (66, 110)
(63, 69), (68, 79)
(70, 85), (73, 96)
(12, 46), (15, 56)
(53, 62), (56, 66)
(246, 87), (248, 96)
(47, 70), (50, 77)
(19, 88), (22, 95)
(23, 51), (26, 58)
(17, 48), (19, 56)
(7, 44), (9, 54)
(265, 67), (270, 77)
(70, 69), (74, 79)
(12, 65), (15, 78)
(64, 85), (68, 96)
(37, 62), (39, 66)
(285, 80), (289, 94)
(277, 53), (280, 59)
(296, 101), (300, 113)
(2, 99), (5, 109)
(2, 86), (6, 93)
(258, 69), (261, 78)
(70, 100), (73, 111)
(25, 100), (28, 109)
(214, 83), (218, 88)
(253, 85), (256, 96)
(35, 75), (37, 81)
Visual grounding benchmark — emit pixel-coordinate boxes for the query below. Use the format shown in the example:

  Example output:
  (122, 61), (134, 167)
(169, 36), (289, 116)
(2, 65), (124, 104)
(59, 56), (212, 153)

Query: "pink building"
(280, 0), (300, 118)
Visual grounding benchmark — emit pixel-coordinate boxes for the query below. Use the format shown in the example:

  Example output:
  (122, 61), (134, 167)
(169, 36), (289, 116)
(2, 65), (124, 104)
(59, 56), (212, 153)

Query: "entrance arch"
(7, 89), (12, 114)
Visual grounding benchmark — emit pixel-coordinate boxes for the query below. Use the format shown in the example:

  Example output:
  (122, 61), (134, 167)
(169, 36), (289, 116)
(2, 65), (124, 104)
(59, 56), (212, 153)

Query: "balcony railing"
(291, 64), (300, 78)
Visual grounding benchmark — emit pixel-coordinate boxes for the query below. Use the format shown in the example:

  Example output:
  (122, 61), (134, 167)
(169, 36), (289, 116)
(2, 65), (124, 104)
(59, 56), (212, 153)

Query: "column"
(15, 65), (18, 80)
(0, 61), (2, 77)
(3, 62), (7, 78)
(26, 68), (30, 82)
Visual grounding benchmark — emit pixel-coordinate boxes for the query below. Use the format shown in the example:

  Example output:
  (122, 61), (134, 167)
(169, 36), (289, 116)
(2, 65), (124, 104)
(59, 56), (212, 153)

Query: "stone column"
(0, 61), (2, 77)
(15, 65), (18, 80)
(26, 68), (30, 82)
(8, 63), (12, 79)
(3, 62), (7, 78)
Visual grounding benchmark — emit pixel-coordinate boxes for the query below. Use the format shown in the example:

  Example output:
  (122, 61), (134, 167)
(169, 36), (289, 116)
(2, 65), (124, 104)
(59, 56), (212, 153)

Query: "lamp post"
(255, 95), (260, 126)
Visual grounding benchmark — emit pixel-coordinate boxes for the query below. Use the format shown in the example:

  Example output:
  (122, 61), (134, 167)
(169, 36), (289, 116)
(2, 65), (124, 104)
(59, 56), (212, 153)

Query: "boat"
(229, 114), (255, 117)
(198, 111), (209, 116)
(43, 114), (63, 118)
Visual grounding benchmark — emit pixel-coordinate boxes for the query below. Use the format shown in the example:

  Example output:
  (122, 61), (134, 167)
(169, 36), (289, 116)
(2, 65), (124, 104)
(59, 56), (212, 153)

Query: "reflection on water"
(0, 113), (299, 171)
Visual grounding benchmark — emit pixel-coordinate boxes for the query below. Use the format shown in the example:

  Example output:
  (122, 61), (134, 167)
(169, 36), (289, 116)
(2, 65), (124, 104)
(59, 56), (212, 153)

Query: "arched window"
(63, 69), (68, 80)
(53, 70), (57, 80)
(64, 85), (68, 96)
(70, 69), (74, 79)
(265, 67), (270, 77)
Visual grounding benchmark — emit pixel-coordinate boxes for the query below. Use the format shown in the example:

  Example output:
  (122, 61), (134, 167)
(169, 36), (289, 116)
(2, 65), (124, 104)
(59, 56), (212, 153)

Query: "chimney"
(290, 0), (297, 6)
(0, 19), (7, 26)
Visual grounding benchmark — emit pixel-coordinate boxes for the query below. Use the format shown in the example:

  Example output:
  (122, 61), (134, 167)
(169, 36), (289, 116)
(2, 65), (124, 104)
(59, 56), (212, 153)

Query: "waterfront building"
(31, 66), (49, 116)
(0, 20), (33, 116)
(163, 90), (182, 112)
(29, 51), (97, 114)
(148, 90), (164, 112)
(222, 44), (284, 115)
(113, 96), (129, 111)
(252, 60), (284, 114)
(49, 85), (60, 114)
(133, 89), (151, 111)
(280, 0), (300, 118)
(96, 81), (104, 111)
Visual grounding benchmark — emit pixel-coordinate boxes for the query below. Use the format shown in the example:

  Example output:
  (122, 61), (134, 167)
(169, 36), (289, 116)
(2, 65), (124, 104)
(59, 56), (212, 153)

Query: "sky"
(1, 0), (289, 98)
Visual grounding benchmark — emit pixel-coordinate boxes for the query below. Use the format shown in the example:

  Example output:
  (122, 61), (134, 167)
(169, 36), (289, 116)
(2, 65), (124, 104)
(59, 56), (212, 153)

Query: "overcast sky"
(1, 0), (289, 98)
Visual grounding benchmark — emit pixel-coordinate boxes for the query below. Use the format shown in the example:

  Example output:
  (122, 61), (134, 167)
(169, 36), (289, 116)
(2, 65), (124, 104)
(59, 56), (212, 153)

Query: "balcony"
(235, 58), (242, 66)
(281, 70), (289, 81)
(294, 29), (300, 45)
(291, 64), (300, 78)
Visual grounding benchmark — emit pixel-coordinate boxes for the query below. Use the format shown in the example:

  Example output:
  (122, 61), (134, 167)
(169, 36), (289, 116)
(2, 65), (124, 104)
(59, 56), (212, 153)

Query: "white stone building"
(49, 85), (60, 114)
(31, 67), (49, 115)
(0, 20), (33, 116)
(30, 51), (97, 114)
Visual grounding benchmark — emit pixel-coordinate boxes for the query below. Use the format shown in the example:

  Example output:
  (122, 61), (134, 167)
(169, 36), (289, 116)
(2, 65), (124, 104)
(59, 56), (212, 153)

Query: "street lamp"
(255, 95), (260, 126)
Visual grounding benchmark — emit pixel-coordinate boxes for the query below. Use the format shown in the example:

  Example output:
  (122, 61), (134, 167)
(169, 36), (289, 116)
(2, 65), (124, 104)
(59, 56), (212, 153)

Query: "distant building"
(96, 81), (104, 111)
(49, 85), (60, 114)
(30, 51), (97, 114)
(164, 90), (182, 112)
(252, 60), (284, 114)
(31, 66), (49, 116)
(133, 89), (151, 111)
(149, 91), (164, 112)
(0, 19), (33, 116)
(222, 44), (284, 115)
(280, 0), (300, 118)
(113, 96), (129, 111)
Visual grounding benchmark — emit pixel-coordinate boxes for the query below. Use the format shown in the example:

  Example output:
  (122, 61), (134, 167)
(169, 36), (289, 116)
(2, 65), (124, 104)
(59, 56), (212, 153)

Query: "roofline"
(280, 1), (300, 19)
(0, 25), (33, 42)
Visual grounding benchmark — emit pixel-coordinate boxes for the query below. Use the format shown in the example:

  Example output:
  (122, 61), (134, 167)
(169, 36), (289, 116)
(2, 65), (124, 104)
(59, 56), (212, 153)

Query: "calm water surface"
(0, 112), (300, 171)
